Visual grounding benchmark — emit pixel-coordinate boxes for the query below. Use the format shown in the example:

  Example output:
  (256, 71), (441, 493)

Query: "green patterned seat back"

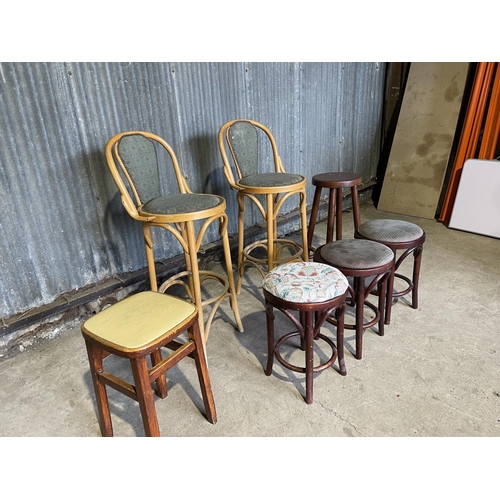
(227, 121), (259, 178)
(117, 134), (161, 205)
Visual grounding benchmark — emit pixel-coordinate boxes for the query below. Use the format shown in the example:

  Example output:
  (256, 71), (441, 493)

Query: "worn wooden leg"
(351, 186), (361, 231)
(150, 350), (167, 399)
(307, 187), (322, 249)
(265, 301), (276, 376)
(355, 277), (365, 360)
(335, 304), (347, 376)
(85, 340), (113, 437)
(378, 273), (387, 337)
(237, 193), (246, 294)
(300, 190), (309, 262)
(326, 188), (336, 243)
(266, 193), (275, 271)
(385, 255), (396, 325)
(335, 186), (343, 240)
(304, 311), (314, 404)
(143, 224), (158, 291)
(190, 320), (217, 424)
(130, 357), (160, 437)
(220, 216), (244, 332)
(299, 310), (306, 351)
(412, 246), (423, 310)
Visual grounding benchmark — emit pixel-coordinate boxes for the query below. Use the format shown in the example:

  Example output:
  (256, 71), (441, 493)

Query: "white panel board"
(448, 159), (500, 239)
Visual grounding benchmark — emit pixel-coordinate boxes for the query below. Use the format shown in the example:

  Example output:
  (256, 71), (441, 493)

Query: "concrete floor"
(1, 201), (499, 439)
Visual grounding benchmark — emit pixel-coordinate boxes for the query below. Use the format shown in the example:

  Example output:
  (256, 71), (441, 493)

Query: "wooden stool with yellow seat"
(81, 291), (217, 437)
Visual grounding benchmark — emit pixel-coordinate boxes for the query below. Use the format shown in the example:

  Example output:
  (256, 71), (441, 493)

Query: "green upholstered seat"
(356, 219), (424, 243)
(319, 239), (394, 270)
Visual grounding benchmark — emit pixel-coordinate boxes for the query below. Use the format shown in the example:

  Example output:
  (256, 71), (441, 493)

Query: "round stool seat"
(308, 172), (362, 251)
(356, 219), (424, 243)
(319, 239), (394, 270)
(355, 219), (426, 325)
(314, 239), (394, 361)
(263, 261), (349, 304)
(312, 172), (362, 188)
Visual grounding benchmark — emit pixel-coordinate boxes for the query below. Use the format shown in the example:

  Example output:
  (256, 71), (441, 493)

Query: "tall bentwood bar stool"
(105, 131), (243, 342)
(218, 119), (309, 292)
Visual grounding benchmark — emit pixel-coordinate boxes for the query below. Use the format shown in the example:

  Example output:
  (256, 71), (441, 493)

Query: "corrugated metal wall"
(0, 62), (385, 320)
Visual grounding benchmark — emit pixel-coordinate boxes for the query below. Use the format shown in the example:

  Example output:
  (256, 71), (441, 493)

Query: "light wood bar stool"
(219, 119), (309, 293)
(105, 131), (243, 342)
(307, 172), (362, 251)
(81, 291), (217, 437)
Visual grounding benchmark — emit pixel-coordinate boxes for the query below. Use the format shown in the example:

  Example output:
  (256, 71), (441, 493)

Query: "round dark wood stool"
(314, 239), (394, 361)
(355, 219), (426, 325)
(262, 261), (348, 404)
(307, 172), (362, 251)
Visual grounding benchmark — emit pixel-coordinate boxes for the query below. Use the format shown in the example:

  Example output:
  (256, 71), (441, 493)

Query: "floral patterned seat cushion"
(262, 262), (348, 304)
(356, 219), (424, 243)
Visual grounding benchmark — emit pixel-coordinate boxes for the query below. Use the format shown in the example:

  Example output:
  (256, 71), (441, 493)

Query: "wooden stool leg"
(385, 256), (396, 325)
(304, 311), (314, 404)
(220, 217), (244, 332)
(130, 357), (160, 437)
(299, 190), (309, 262)
(335, 186), (343, 240)
(85, 340), (113, 437)
(412, 246), (423, 309)
(150, 350), (167, 399)
(299, 311), (306, 351)
(307, 186), (322, 249)
(354, 277), (365, 360)
(335, 304), (347, 376)
(378, 273), (387, 337)
(266, 193), (275, 271)
(143, 224), (158, 291)
(326, 188), (336, 243)
(265, 301), (276, 376)
(237, 193), (246, 293)
(190, 321), (217, 424)
(351, 186), (361, 230)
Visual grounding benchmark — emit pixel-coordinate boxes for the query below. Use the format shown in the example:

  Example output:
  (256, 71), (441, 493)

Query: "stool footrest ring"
(274, 331), (338, 374)
(327, 299), (380, 331)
